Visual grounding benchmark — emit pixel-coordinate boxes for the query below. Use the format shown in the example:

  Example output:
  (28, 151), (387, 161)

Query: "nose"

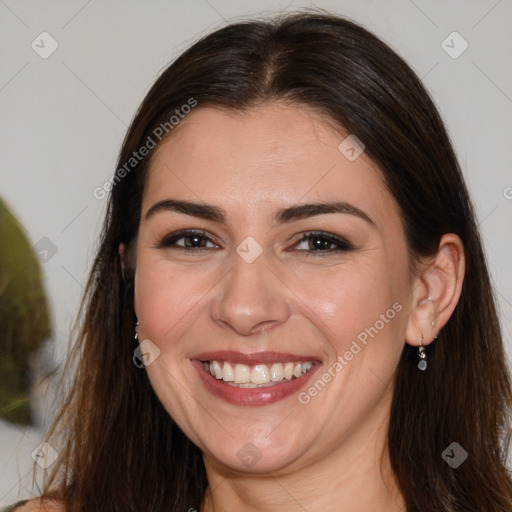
(211, 251), (292, 336)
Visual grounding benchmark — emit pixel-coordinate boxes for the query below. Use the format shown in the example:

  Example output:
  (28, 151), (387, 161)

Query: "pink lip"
(191, 350), (319, 365)
(190, 354), (321, 406)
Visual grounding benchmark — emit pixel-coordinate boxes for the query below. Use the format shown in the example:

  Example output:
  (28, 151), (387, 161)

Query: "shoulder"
(8, 499), (65, 512)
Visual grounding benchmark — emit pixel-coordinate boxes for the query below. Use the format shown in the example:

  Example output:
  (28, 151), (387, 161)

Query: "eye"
(157, 229), (220, 251)
(291, 231), (353, 253)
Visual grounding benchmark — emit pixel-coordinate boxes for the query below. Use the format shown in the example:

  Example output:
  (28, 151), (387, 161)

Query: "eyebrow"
(145, 199), (225, 222)
(145, 199), (375, 226)
(274, 202), (375, 225)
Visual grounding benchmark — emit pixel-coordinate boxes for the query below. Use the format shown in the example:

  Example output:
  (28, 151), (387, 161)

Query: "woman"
(14, 11), (512, 512)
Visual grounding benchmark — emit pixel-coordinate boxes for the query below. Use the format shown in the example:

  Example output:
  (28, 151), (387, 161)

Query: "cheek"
(133, 256), (206, 345)
(310, 268), (395, 324)
(297, 261), (405, 356)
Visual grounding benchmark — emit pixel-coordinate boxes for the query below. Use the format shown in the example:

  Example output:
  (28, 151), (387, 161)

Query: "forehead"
(144, 103), (399, 226)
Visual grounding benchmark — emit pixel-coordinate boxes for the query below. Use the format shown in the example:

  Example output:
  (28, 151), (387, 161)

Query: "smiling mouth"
(201, 360), (315, 388)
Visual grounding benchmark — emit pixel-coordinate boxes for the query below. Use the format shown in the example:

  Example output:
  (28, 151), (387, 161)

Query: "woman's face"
(134, 103), (416, 474)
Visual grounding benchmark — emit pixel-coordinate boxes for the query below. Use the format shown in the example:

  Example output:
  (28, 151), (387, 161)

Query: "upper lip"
(191, 350), (320, 365)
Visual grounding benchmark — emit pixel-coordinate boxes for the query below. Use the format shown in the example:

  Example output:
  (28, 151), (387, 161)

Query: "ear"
(405, 233), (465, 347)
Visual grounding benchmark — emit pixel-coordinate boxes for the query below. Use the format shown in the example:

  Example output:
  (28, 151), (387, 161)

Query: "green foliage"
(0, 198), (51, 425)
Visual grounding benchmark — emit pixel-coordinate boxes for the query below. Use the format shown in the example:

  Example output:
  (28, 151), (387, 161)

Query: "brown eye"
(157, 230), (219, 251)
(307, 235), (336, 251)
(293, 232), (353, 253)
(182, 234), (209, 248)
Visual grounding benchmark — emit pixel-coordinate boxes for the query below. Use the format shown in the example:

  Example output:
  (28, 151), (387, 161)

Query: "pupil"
(186, 235), (204, 248)
(310, 237), (330, 250)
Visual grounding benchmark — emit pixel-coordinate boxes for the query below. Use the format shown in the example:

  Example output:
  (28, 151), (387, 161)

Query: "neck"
(201, 394), (405, 512)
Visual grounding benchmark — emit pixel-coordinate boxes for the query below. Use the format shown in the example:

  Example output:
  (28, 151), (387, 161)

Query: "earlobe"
(405, 233), (465, 347)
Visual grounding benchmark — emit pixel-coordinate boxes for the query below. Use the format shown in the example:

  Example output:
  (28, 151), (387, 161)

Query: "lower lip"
(191, 360), (321, 406)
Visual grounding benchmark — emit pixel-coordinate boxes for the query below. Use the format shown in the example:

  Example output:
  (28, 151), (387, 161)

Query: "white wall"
(1, 0), (511, 506)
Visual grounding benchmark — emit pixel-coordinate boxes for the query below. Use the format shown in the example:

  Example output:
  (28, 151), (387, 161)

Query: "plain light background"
(0, 0), (511, 506)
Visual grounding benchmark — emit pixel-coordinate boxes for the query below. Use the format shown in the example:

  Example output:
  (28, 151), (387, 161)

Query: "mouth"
(202, 360), (314, 388)
(191, 351), (321, 406)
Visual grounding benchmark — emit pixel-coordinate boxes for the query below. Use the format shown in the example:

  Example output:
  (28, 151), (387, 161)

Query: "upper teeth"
(206, 361), (314, 387)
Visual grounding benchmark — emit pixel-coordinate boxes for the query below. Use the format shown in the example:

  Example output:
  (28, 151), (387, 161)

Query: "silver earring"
(417, 333), (427, 371)
(134, 320), (139, 341)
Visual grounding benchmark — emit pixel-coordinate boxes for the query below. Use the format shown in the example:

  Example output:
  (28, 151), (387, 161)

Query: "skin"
(26, 102), (464, 512)
(16, 501), (63, 512)
(131, 103), (464, 512)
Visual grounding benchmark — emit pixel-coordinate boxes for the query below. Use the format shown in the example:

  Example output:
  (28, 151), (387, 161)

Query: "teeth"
(212, 361), (223, 379)
(207, 360), (315, 387)
(251, 364), (270, 384)
(234, 364), (251, 384)
(222, 362), (234, 382)
(302, 362), (313, 373)
(284, 362), (294, 380)
(270, 363), (284, 382)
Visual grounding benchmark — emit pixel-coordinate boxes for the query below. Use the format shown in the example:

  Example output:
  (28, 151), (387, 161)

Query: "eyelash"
(157, 229), (220, 252)
(291, 231), (354, 254)
(156, 229), (353, 254)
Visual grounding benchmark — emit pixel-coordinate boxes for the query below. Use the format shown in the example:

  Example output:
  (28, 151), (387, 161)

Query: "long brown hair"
(41, 11), (512, 511)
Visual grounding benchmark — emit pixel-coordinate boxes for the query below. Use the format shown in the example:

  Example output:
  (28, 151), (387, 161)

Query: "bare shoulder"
(12, 499), (65, 512)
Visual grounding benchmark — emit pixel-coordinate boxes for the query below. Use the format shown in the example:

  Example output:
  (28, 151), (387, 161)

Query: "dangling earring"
(417, 333), (427, 371)
(133, 320), (145, 368)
